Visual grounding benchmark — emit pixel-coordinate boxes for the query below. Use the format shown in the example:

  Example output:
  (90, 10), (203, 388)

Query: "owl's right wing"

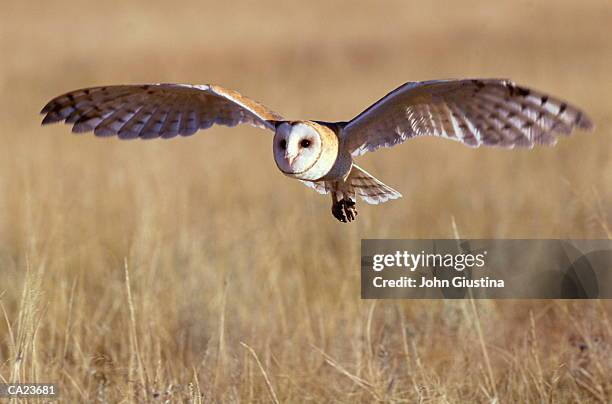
(41, 83), (284, 138)
(342, 79), (593, 156)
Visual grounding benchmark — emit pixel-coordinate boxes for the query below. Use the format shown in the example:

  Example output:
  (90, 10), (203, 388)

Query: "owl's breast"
(313, 149), (353, 182)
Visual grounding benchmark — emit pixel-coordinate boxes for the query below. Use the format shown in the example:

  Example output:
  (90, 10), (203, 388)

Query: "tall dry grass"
(1, 0), (611, 402)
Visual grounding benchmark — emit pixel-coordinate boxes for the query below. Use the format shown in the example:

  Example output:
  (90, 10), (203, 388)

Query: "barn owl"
(41, 79), (593, 223)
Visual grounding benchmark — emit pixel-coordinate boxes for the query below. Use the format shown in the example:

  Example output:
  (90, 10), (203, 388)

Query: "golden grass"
(1, 0), (611, 401)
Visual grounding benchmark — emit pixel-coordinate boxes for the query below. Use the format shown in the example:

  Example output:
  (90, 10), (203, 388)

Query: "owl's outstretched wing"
(342, 79), (593, 156)
(41, 84), (284, 138)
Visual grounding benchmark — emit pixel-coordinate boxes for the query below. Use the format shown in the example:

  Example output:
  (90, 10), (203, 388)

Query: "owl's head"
(273, 121), (338, 181)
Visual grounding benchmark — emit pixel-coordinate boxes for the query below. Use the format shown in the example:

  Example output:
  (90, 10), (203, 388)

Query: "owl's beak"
(284, 151), (296, 166)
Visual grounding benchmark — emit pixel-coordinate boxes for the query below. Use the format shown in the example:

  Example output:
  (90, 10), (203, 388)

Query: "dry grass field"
(1, 0), (611, 402)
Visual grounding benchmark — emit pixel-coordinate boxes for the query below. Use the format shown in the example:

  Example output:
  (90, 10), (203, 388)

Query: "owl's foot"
(332, 198), (358, 223)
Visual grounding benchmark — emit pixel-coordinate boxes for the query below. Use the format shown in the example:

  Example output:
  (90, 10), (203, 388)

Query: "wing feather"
(179, 105), (198, 136)
(96, 97), (143, 137)
(118, 103), (154, 139)
(41, 83), (284, 139)
(160, 95), (185, 139)
(343, 79), (593, 156)
(141, 104), (170, 139)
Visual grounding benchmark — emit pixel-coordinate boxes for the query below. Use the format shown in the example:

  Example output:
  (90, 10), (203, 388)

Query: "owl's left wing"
(342, 79), (593, 156)
(41, 83), (284, 138)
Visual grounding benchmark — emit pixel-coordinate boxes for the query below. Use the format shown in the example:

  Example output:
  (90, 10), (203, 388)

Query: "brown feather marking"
(477, 92), (572, 135)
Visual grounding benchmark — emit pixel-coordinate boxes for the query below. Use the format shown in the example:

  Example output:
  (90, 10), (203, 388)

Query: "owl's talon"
(332, 203), (346, 222)
(345, 200), (357, 222)
(332, 199), (357, 223)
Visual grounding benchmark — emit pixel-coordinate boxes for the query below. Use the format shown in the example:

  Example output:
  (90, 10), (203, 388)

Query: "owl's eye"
(279, 139), (287, 150)
(300, 139), (311, 148)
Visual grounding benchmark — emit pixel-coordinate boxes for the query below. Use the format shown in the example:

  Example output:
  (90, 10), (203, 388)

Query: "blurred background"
(1, 0), (610, 402)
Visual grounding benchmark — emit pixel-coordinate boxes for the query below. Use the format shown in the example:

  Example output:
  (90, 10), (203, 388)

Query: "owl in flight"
(41, 79), (592, 223)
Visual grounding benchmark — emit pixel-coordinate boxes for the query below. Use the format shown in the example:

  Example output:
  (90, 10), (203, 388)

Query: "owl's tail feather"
(348, 165), (402, 205)
(299, 164), (402, 205)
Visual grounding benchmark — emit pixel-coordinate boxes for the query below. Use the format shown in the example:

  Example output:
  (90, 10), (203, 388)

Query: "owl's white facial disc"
(273, 122), (324, 179)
